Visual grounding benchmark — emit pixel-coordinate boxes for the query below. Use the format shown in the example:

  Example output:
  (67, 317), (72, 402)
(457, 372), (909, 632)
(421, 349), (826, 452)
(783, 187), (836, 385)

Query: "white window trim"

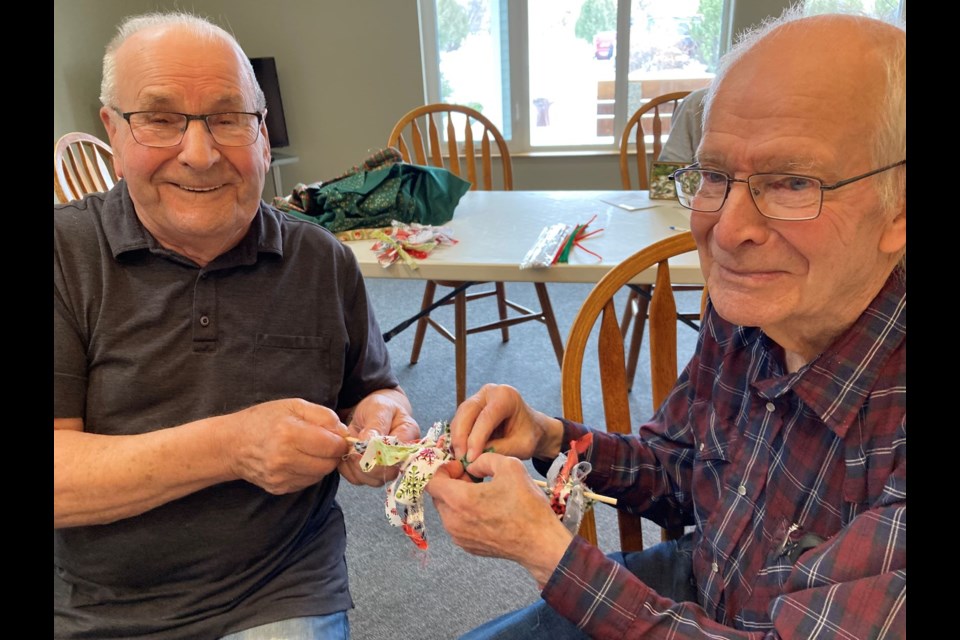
(417, 0), (733, 155)
(417, 0), (904, 155)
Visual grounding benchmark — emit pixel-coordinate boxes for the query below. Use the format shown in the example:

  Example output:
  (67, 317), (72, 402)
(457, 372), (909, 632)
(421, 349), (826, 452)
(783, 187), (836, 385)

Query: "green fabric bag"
(274, 148), (471, 233)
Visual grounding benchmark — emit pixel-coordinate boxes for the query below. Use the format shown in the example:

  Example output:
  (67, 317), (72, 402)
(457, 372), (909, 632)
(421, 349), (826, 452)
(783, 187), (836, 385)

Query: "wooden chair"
(561, 231), (701, 552)
(387, 104), (564, 405)
(54, 132), (118, 203)
(618, 92), (703, 392)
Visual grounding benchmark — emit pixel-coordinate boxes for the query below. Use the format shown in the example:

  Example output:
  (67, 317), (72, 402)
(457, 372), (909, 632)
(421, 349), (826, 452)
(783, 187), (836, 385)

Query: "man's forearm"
(53, 416), (233, 528)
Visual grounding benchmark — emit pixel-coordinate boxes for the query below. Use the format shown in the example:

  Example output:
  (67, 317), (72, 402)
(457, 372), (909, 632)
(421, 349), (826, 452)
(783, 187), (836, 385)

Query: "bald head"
(703, 12), (905, 211)
(100, 12), (265, 113)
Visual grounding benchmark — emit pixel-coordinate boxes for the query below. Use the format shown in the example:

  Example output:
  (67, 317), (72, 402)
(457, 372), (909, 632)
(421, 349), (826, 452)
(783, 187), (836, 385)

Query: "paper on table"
(599, 193), (662, 211)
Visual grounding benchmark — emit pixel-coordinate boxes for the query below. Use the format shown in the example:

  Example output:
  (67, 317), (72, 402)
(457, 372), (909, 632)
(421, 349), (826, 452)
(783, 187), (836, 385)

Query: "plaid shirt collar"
(746, 272), (906, 439)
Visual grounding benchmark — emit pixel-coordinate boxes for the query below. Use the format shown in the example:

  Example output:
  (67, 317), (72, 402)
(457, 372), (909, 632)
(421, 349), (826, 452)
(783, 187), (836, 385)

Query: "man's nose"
(177, 118), (220, 168)
(711, 180), (771, 250)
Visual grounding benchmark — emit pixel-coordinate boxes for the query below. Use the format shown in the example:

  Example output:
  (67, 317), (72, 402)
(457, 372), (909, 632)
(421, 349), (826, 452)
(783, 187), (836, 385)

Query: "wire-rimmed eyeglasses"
(669, 160), (906, 221)
(114, 109), (263, 147)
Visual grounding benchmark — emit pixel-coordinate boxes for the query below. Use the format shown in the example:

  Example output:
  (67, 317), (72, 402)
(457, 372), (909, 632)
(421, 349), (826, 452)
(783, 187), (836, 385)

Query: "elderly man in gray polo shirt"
(54, 11), (419, 639)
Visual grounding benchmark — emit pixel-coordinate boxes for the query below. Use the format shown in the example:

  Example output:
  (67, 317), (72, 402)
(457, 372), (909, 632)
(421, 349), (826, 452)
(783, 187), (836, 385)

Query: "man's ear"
(878, 192), (906, 255)
(99, 107), (124, 179)
(260, 110), (272, 170)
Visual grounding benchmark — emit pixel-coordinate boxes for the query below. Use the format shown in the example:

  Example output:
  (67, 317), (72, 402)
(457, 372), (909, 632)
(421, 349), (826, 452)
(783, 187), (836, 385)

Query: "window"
(420, 0), (731, 153)
(419, 0), (904, 154)
(803, 0), (904, 22)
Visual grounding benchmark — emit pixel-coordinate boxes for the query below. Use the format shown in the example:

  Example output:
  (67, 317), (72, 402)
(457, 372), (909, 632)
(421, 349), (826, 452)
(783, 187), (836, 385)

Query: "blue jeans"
(219, 612), (349, 640)
(461, 533), (697, 640)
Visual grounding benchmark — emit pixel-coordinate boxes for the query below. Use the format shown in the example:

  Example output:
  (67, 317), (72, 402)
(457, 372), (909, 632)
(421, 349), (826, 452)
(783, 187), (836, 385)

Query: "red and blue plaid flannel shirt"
(541, 273), (906, 639)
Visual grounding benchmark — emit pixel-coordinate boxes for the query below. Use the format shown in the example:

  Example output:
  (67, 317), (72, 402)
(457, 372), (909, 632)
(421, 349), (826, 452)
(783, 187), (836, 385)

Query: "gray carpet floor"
(342, 277), (700, 639)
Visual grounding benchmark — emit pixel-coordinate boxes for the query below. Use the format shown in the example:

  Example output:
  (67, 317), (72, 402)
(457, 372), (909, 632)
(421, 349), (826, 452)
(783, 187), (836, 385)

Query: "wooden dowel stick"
(533, 479), (617, 506)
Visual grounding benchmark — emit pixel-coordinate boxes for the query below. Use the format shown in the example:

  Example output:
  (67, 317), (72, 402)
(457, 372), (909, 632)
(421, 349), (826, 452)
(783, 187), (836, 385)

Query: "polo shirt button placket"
(199, 315), (210, 327)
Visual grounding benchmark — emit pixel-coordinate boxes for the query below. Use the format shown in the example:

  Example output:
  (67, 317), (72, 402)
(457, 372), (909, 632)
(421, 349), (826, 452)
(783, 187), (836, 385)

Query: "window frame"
(418, 0), (905, 155)
(417, 0), (734, 155)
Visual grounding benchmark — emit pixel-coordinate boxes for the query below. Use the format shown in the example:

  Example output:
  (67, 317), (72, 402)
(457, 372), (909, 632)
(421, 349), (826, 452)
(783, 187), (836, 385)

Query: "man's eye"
(209, 114), (239, 126)
(145, 113), (179, 125)
(702, 171), (728, 185)
(769, 176), (817, 192)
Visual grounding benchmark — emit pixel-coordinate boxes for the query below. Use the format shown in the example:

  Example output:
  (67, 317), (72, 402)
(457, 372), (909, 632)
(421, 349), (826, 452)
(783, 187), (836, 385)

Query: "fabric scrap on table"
(272, 147), (470, 234)
(370, 221), (457, 269)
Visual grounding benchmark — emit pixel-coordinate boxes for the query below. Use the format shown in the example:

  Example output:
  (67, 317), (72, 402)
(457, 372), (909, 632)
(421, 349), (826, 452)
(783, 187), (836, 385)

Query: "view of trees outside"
(436, 0), (506, 134)
(804, 0), (901, 21)
(433, 0), (901, 149)
(528, 0), (717, 145)
(528, 0), (621, 145)
(436, 0), (718, 147)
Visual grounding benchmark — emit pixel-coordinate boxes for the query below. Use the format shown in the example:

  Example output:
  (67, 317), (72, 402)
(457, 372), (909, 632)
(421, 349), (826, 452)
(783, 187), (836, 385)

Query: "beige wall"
(54, 0), (426, 201)
(53, 0), (789, 198)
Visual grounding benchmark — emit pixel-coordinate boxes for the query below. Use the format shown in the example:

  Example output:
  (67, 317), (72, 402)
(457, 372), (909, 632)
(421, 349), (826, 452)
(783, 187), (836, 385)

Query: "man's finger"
(449, 392), (486, 458)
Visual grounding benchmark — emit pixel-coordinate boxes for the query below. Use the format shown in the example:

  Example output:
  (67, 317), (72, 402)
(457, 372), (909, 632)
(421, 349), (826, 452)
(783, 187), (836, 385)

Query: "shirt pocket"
(691, 439), (731, 515)
(253, 334), (339, 405)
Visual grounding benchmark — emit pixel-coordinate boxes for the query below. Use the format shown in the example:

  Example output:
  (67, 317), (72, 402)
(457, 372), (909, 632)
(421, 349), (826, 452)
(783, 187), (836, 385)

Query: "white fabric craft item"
(354, 421), (453, 548)
(545, 454), (594, 534)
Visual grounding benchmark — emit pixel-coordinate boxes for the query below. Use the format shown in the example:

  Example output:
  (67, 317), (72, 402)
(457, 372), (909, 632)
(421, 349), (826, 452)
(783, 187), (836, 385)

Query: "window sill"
(512, 149), (620, 159)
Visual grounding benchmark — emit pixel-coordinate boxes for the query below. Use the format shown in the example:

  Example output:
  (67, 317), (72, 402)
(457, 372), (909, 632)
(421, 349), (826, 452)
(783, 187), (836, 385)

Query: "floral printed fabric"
(356, 421), (453, 549)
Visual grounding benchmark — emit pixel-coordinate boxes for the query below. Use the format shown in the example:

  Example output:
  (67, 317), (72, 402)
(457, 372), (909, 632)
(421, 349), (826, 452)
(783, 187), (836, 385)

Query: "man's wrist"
(533, 415), (566, 460)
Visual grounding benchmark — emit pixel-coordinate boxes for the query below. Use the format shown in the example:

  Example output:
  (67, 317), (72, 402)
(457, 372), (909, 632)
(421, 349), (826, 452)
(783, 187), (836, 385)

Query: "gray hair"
(99, 11), (266, 112)
(702, 7), (906, 273)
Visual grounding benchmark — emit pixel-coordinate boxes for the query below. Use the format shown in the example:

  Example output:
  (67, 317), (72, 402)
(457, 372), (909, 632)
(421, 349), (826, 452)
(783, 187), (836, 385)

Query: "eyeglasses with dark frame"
(668, 159), (906, 221)
(114, 109), (264, 148)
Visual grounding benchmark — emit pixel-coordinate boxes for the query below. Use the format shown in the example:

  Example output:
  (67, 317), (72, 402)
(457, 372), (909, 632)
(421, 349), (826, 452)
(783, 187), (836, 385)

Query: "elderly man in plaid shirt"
(427, 9), (906, 640)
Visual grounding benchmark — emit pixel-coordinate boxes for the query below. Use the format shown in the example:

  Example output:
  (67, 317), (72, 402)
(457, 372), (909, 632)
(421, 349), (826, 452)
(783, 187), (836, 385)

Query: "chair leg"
(410, 280), (437, 365)
(625, 285), (651, 392)
(455, 288), (468, 405)
(494, 282), (510, 342)
(621, 290), (639, 336)
(534, 282), (565, 367)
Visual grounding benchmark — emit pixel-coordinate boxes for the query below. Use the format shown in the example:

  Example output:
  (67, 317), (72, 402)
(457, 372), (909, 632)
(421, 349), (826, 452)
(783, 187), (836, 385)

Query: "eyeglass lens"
(127, 112), (260, 147)
(675, 170), (821, 220)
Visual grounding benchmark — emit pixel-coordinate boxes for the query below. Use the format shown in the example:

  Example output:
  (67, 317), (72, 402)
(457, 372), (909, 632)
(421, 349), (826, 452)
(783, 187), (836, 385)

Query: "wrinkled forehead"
(114, 25), (256, 108)
(726, 26), (886, 117)
(702, 21), (892, 165)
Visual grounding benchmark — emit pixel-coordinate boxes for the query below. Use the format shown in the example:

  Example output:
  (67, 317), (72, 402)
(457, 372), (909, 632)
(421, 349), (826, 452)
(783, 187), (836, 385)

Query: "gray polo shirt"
(54, 182), (398, 638)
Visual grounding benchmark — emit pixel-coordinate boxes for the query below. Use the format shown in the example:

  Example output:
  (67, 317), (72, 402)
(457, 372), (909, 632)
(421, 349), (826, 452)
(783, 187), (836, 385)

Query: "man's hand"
(426, 452), (573, 586)
(225, 398), (350, 494)
(449, 384), (564, 466)
(337, 387), (420, 487)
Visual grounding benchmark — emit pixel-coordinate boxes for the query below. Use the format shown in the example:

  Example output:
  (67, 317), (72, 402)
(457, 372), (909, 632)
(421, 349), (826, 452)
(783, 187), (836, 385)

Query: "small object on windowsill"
(669, 226), (689, 232)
